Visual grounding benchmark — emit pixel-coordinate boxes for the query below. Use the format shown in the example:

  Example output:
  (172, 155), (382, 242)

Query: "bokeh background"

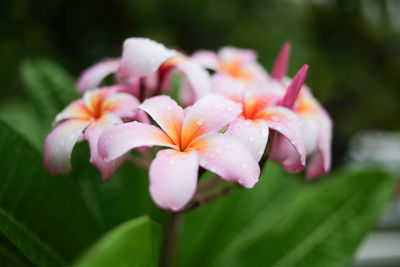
(1, 0), (400, 265)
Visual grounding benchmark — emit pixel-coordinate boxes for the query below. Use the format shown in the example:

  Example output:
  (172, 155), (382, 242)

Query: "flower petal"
(77, 59), (120, 93)
(139, 95), (183, 145)
(118, 37), (176, 78)
(102, 92), (140, 119)
(307, 110), (332, 179)
(182, 94), (242, 148)
(85, 113), (125, 181)
(169, 57), (211, 105)
(191, 50), (220, 70)
(44, 119), (90, 175)
(271, 42), (291, 81)
(98, 121), (175, 161)
(54, 99), (92, 126)
(225, 118), (269, 162)
(191, 133), (260, 188)
(257, 106), (306, 172)
(219, 47), (257, 64)
(149, 149), (199, 211)
(279, 64), (308, 109)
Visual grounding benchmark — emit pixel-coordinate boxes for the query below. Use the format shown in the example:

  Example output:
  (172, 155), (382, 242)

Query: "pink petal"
(77, 59), (120, 93)
(219, 47), (257, 64)
(44, 119), (90, 175)
(271, 42), (291, 81)
(191, 50), (220, 70)
(182, 94), (242, 148)
(54, 99), (92, 126)
(118, 37), (176, 78)
(307, 110), (332, 179)
(257, 106), (306, 173)
(211, 73), (248, 96)
(279, 64), (308, 109)
(102, 92), (140, 120)
(171, 57), (211, 105)
(85, 112), (126, 181)
(98, 121), (175, 161)
(139, 95), (184, 145)
(149, 149), (199, 211)
(191, 133), (260, 188)
(225, 118), (269, 162)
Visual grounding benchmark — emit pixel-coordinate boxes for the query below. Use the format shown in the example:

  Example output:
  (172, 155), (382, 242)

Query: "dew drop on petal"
(200, 158), (207, 166)
(248, 136), (254, 142)
(226, 144), (232, 149)
(241, 162), (247, 169)
(261, 129), (268, 137)
(166, 105), (172, 111)
(196, 118), (205, 126)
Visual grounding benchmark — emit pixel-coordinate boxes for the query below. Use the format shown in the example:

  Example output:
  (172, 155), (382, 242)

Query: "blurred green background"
(1, 0), (400, 165)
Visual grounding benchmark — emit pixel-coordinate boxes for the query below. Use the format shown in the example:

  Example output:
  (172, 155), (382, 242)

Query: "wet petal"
(257, 106), (306, 173)
(279, 64), (308, 109)
(85, 113), (125, 181)
(149, 149), (198, 211)
(54, 99), (92, 126)
(98, 121), (175, 161)
(271, 42), (291, 81)
(102, 92), (140, 120)
(44, 119), (90, 175)
(77, 59), (120, 93)
(139, 95), (184, 145)
(191, 133), (260, 188)
(225, 118), (269, 162)
(307, 110), (332, 179)
(182, 94), (242, 148)
(118, 37), (176, 78)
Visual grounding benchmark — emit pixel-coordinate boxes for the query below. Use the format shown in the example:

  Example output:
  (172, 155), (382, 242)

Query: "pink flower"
(43, 87), (141, 180)
(222, 68), (308, 173)
(77, 37), (210, 105)
(192, 47), (269, 93)
(269, 43), (333, 178)
(98, 94), (260, 211)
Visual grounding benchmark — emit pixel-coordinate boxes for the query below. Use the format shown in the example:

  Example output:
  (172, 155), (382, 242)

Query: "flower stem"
(160, 212), (182, 267)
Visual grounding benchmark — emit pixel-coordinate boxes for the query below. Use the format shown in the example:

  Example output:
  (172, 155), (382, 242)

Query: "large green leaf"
(69, 144), (166, 232)
(74, 216), (161, 267)
(179, 163), (395, 267)
(0, 120), (102, 266)
(0, 233), (34, 267)
(21, 58), (79, 142)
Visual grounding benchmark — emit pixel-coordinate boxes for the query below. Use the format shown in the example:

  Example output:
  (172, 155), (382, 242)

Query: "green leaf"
(69, 143), (166, 232)
(0, 120), (102, 266)
(180, 163), (395, 267)
(0, 233), (34, 267)
(21, 58), (79, 133)
(73, 216), (161, 267)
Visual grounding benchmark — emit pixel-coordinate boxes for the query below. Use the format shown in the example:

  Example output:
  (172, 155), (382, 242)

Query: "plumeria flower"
(44, 87), (141, 180)
(98, 94), (260, 211)
(192, 47), (269, 94)
(77, 37), (210, 105)
(221, 66), (309, 173)
(269, 42), (333, 178)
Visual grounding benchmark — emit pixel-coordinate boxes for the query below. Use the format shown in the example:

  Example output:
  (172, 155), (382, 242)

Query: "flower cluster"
(44, 38), (332, 211)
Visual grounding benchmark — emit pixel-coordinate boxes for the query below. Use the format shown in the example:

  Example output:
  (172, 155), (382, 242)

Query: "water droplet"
(68, 135), (74, 140)
(248, 136), (254, 142)
(245, 120), (251, 126)
(258, 149), (264, 155)
(169, 159), (176, 165)
(241, 162), (248, 169)
(211, 167), (217, 173)
(200, 159), (207, 166)
(166, 105), (172, 111)
(238, 178), (244, 184)
(226, 144), (232, 149)
(196, 118), (205, 126)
